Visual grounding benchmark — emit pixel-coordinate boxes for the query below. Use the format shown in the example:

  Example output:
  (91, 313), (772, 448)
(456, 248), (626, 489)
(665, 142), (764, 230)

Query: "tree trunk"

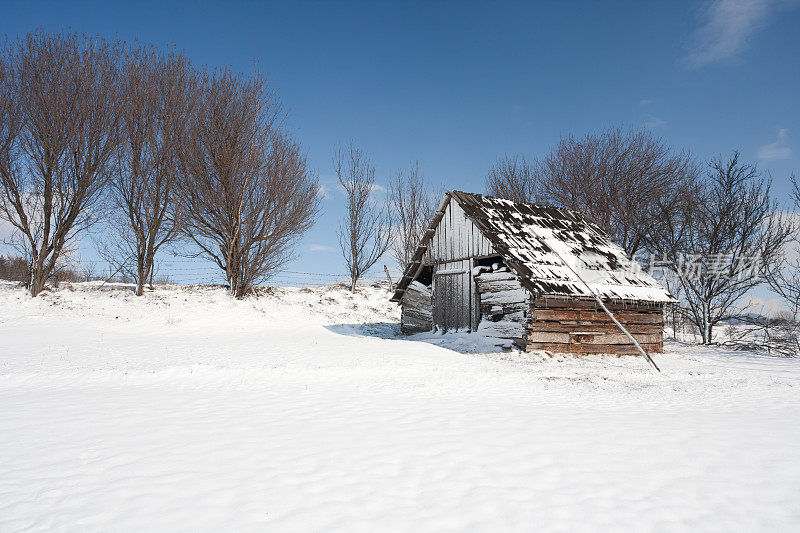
(135, 255), (145, 296)
(30, 271), (47, 297)
(701, 305), (712, 344)
(29, 256), (48, 297)
(227, 264), (246, 299)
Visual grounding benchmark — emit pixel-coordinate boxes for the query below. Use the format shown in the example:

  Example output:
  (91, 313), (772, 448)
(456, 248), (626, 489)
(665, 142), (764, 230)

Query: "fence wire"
(67, 258), (388, 288)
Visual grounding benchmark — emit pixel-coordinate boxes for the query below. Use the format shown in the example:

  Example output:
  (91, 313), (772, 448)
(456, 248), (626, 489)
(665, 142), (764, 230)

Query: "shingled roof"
(391, 191), (673, 304)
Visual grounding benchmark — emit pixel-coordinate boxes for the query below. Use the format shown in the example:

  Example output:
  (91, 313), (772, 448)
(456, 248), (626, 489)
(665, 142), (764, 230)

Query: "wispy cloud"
(317, 184), (334, 200)
(682, 0), (793, 68)
(639, 98), (653, 106)
(757, 128), (792, 160)
(308, 244), (337, 253)
(335, 182), (386, 195)
(644, 115), (666, 129)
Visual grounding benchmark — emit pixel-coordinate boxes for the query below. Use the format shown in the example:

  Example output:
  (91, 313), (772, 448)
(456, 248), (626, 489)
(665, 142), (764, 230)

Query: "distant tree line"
(0, 30), (320, 298)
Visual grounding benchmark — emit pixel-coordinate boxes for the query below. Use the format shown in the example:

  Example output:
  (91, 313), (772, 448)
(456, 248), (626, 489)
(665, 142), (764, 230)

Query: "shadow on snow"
(324, 322), (508, 354)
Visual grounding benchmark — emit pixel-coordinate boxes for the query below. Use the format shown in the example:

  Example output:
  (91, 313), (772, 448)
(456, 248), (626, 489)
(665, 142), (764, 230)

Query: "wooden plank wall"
(416, 198), (493, 333)
(424, 199), (494, 263)
(525, 297), (664, 354)
(432, 259), (472, 332)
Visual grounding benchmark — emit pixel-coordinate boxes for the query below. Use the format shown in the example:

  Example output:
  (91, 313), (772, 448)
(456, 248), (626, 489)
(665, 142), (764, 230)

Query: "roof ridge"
(448, 190), (580, 215)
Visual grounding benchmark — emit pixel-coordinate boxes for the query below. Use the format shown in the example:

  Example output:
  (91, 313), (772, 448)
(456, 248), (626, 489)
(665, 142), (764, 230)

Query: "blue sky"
(1, 0), (798, 285)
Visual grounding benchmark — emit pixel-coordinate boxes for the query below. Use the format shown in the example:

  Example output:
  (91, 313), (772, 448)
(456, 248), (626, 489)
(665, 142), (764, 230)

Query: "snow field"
(0, 282), (798, 531)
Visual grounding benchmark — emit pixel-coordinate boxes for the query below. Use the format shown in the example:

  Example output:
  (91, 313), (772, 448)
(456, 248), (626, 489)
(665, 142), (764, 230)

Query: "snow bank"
(1, 282), (799, 531)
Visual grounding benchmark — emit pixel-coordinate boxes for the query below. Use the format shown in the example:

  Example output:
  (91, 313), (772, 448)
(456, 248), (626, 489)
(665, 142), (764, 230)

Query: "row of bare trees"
(486, 125), (797, 345)
(0, 30), (320, 298)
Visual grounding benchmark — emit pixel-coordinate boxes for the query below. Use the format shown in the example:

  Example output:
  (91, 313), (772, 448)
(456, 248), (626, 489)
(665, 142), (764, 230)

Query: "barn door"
(432, 259), (474, 332)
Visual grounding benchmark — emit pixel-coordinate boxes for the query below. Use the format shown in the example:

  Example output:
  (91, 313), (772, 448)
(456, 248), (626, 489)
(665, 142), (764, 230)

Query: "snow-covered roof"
(391, 191), (673, 304)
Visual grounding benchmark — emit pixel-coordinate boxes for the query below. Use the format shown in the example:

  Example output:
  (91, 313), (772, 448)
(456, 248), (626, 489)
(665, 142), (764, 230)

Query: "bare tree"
(0, 31), (120, 296)
(485, 154), (539, 204)
(179, 67), (319, 298)
(335, 141), (391, 291)
(389, 160), (436, 271)
(674, 152), (793, 344)
(105, 45), (194, 295)
(537, 126), (698, 257)
(764, 174), (800, 339)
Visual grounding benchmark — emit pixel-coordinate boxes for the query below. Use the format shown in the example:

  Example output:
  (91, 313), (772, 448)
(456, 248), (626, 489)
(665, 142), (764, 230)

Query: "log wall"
(474, 268), (528, 344)
(400, 281), (433, 334)
(524, 297), (664, 354)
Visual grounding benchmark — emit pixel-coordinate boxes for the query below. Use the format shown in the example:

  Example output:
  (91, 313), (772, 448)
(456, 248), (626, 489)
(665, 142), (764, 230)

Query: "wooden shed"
(390, 191), (674, 354)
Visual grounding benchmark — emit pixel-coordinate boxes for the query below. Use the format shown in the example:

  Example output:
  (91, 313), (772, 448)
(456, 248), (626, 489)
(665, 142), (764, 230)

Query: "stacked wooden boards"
(524, 297), (664, 354)
(474, 268), (528, 345)
(400, 281), (433, 334)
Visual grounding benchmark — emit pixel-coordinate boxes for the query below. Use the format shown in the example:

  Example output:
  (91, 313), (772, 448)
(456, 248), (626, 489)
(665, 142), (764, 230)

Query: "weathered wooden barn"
(390, 191), (674, 354)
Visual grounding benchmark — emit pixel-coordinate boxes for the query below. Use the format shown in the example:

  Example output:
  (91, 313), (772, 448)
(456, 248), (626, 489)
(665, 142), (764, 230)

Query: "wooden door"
(433, 259), (474, 332)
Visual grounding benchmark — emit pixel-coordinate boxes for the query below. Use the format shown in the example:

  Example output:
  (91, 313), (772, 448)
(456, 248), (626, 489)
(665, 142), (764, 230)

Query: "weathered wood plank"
(526, 342), (664, 355)
(527, 332), (571, 343)
(569, 332), (662, 345)
(527, 321), (663, 334)
(401, 307), (432, 334)
(533, 297), (664, 312)
(475, 271), (517, 283)
(475, 279), (522, 293)
(480, 289), (528, 305)
(478, 319), (525, 338)
(526, 331), (664, 346)
(532, 309), (663, 324)
(481, 301), (529, 315)
(402, 281), (432, 316)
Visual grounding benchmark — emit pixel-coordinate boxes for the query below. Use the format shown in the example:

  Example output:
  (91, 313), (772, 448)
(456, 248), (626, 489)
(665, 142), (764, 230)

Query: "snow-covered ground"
(1, 281), (799, 532)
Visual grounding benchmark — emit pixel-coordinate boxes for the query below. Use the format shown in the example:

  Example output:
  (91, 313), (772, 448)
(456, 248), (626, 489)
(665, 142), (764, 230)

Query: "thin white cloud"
(639, 98), (653, 106)
(682, 0), (794, 68)
(644, 115), (666, 129)
(757, 128), (792, 160)
(308, 244), (337, 252)
(335, 181), (386, 195)
(317, 184), (334, 200)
